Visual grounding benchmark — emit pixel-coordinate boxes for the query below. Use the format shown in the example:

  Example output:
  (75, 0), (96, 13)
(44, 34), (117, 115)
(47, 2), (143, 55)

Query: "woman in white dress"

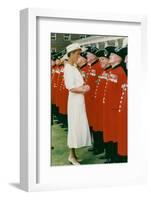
(64, 43), (92, 165)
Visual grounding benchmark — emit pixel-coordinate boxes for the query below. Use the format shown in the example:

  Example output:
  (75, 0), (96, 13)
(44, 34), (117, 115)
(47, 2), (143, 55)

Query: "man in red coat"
(51, 53), (58, 125)
(84, 47), (103, 128)
(90, 48), (113, 155)
(58, 52), (68, 128)
(53, 50), (69, 128)
(76, 49), (103, 154)
(116, 47), (128, 162)
(117, 82), (128, 162)
(82, 47), (106, 154)
(102, 47), (127, 163)
(52, 54), (63, 124)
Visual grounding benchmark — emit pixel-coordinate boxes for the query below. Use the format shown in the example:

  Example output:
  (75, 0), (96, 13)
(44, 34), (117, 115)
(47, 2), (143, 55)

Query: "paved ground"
(51, 121), (106, 166)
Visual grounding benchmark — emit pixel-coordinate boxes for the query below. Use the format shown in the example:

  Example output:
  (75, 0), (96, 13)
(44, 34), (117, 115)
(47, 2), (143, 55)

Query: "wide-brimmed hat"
(66, 43), (82, 56)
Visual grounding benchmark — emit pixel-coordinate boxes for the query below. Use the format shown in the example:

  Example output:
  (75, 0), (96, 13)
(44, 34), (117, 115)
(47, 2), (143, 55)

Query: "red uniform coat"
(92, 67), (111, 132)
(80, 64), (89, 82)
(51, 65), (55, 104)
(55, 65), (64, 109)
(84, 61), (103, 126)
(102, 65), (127, 143)
(59, 77), (68, 115)
(117, 82), (128, 156)
(51, 65), (60, 105)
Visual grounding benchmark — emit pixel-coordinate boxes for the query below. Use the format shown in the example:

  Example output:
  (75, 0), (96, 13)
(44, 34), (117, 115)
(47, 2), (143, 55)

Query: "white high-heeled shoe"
(68, 157), (80, 165)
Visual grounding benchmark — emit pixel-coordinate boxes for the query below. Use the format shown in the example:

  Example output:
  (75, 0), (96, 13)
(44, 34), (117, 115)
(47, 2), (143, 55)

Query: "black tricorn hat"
(51, 52), (58, 61)
(111, 46), (128, 60)
(86, 46), (99, 55)
(105, 46), (116, 57)
(119, 46), (128, 58)
(56, 49), (67, 59)
(95, 49), (109, 58)
(60, 49), (67, 56)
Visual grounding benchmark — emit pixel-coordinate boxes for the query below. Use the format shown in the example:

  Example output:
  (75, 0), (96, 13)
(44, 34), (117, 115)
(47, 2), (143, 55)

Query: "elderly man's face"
(99, 57), (109, 68)
(56, 59), (61, 66)
(86, 52), (97, 65)
(109, 53), (122, 65)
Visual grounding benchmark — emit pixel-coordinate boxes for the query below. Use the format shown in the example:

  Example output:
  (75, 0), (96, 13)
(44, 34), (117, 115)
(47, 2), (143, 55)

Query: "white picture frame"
(20, 8), (147, 192)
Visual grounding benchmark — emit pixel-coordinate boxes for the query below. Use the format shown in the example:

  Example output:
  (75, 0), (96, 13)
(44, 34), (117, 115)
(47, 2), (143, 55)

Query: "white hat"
(66, 43), (82, 56)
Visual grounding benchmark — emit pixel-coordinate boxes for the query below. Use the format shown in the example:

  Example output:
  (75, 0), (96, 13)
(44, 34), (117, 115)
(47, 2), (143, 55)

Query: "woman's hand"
(70, 84), (90, 94)
(82, 85), (90, 93)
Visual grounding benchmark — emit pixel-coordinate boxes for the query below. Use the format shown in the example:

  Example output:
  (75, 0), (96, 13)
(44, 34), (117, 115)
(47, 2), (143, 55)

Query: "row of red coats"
(51, 61), (127, 156)
(51, 65), (68, 115)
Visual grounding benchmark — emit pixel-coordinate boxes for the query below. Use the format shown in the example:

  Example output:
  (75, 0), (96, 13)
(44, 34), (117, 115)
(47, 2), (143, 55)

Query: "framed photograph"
(20, 8), (147, 191)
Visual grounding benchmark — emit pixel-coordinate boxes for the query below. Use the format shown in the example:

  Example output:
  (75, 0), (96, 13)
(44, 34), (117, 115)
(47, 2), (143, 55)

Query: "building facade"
(51, 33), (91, 52)
(51, 33), (128, 53)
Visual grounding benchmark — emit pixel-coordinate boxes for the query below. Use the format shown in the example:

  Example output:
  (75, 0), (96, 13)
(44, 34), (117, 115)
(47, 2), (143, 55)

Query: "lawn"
(51, 122), (106, 166)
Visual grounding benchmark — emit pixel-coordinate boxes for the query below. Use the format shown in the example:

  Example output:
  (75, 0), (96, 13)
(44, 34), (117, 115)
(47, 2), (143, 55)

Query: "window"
(79, 34), (91, 39)
(117, 39), (123, 48)
(51, 33), (56, 40)
(99, 42), (105, 49)
(64, 34), (71, 41)
(107, 40), (115, 46)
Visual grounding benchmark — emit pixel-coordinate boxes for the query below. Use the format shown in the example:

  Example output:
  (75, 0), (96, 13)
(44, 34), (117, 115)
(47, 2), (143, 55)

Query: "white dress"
(64, 63), (92, 148)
